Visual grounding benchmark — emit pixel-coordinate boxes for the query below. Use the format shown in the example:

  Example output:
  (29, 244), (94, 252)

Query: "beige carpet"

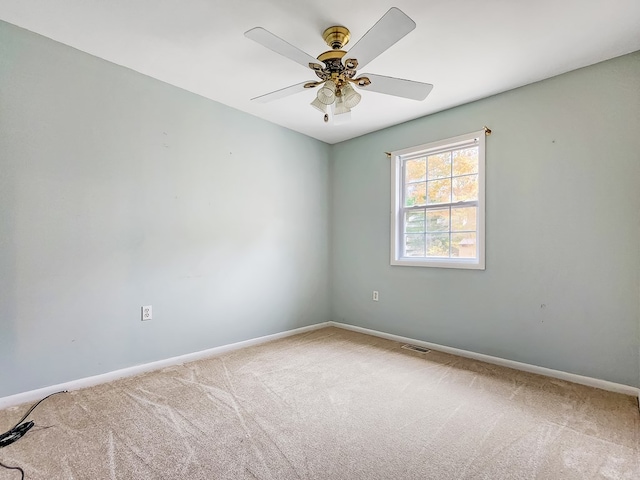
(0, 327), (638, 479)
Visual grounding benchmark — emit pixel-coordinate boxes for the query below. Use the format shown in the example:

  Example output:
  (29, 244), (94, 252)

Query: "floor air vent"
(401, 344), (431, 353)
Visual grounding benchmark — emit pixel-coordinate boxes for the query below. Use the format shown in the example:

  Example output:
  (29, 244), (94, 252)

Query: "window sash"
(400, 144), (479, 208)
(399, 202), (479, 258)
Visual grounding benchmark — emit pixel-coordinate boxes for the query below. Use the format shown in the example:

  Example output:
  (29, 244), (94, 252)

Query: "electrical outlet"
(142, 305), (152, 321)
(372, 291), (379, 302)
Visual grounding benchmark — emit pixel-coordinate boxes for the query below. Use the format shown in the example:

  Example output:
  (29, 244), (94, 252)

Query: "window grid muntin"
(405, 171), (478, 185)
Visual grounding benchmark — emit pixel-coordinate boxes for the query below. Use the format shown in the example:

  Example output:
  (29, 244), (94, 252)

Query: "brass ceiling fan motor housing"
(322, 26), (350, 50)
(317, 49), (346, 63)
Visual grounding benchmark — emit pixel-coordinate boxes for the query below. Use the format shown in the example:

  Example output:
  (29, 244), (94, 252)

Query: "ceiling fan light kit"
(245, 7), (433, 124)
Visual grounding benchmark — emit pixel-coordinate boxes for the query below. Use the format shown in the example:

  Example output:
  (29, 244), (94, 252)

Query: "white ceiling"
(1, 0), (639, 144)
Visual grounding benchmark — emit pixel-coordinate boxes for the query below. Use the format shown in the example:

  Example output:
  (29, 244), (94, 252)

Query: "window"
(390, 131), (485, 269)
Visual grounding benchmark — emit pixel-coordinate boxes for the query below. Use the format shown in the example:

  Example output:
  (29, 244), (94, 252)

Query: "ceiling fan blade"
(358, 74), (433, 101)
(251, 81), (312, 103)
(245, 27), (319, 69)
(345, 8), (416, 70)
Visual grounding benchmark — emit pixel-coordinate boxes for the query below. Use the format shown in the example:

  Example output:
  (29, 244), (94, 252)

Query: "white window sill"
(391, 257), (485, 270)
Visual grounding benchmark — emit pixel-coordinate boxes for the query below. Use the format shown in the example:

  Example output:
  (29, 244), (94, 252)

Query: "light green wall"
(1, 19), (638, 397)
(0, 21), (331, 397)
(330, 52), (640, 387)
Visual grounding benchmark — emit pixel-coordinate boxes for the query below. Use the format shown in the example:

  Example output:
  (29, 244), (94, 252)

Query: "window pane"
(452, 174), (478, 202)
(427, 178), (451, 204)
(405, 157), (426, 183)
(427, 152), (451, 180)
(405, 210), (425, 233)
(452, 233), (477, 258)
(404, 234), (425, 257)
(426, 233), (449, 257)
(453, 147), (479, 176)
(426, 208), (449, 232)
(451, 206), (477, 232)
(405, 182), (426, 206)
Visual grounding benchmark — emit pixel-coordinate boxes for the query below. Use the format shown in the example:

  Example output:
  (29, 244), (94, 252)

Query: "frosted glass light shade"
(333, 110), (351, 125)
(317, 80), (336, 105)
(333, 95), (351, 115)
(310, 97), (328, 113)
(342, 83), (362, 109)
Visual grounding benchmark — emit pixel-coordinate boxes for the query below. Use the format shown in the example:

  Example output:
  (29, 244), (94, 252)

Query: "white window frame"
(390, 130), (486, 270)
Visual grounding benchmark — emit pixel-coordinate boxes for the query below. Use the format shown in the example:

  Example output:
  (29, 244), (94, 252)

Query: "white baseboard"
(0, 322), (330, 410)
(329, 321), (640, 398)
(3, 321), (637, 411)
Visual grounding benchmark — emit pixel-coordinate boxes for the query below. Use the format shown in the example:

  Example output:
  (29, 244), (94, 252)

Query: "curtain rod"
(385, 126), (491, 157)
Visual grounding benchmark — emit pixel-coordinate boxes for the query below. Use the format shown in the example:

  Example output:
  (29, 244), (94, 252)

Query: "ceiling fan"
(245, 7), (433, 123)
